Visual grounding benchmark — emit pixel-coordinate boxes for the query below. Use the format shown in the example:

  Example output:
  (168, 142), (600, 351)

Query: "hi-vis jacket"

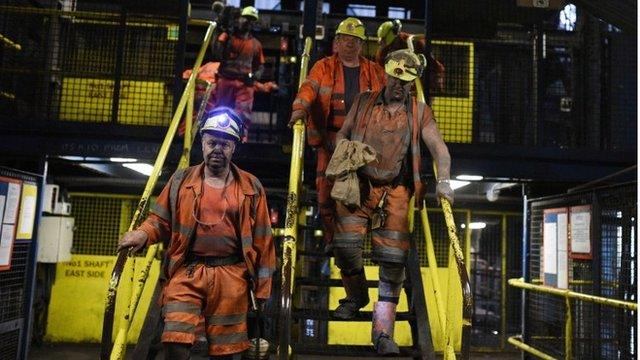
(138, 162), (275, 299)
(292, 54), (386, 148)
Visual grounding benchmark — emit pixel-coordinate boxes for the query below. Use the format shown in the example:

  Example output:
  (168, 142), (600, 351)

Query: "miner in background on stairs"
(329, 49), (454, 356)
(288, 17), (386, 249)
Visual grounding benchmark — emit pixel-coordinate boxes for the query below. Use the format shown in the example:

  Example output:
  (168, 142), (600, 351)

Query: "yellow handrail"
(508, 278), (637, 360)
(507, 336), (558, 360)
(103, 20), (218, 360)
(408, 34), (472, 359)
(0, 33), (21, 50)
(278, 36), (313, 360)
(508, 278), (637, 310)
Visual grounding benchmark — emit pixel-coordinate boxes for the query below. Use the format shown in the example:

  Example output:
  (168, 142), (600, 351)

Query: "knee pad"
(379, 262), (405, 285)
(334, 247), (363, 274)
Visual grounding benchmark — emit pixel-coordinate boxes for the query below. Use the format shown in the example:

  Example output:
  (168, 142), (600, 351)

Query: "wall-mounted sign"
(569, 205), (592, 260)
(543, 208), (568, 289)
(0, 176), (23, 270)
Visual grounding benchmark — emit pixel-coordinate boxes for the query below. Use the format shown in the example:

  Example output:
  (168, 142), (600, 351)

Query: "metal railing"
(508, 278), (638, 360)
(408, 34), (472, 360)
(277, 36), (313, 360)
(99, 19), (218, 360)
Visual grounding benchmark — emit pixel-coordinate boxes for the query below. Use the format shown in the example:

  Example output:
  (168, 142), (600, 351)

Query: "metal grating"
(0, 329), (20, 360)
(469, 214), (501, 348)
(0, 6), (177, 126)
(505, 215), (523, 336)
(527, 183), (637, 359)
(0, 242), (30, 323)
(69, 194), (142, 256)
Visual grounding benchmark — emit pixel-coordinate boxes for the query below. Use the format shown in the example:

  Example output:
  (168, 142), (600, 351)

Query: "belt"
(184, 254), (243, 267)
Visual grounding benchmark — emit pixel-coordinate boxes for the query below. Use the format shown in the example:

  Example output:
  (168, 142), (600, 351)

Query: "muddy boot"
(333, 269), (369, 319)
(372, 301), (400, 356)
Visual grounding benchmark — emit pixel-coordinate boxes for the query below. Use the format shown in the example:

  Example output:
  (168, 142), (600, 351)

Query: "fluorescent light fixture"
(461, 222), (487, 229)
(450, 180), (470, 190)
(469, 222), (487, 229)
(110, 157), (137, 163)
(122, 163), (154, 176)
(456, 174), (484, 181)
(59, 156), (84, 161)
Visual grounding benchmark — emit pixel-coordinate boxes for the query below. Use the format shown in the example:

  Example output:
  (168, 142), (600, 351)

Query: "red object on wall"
(269, 207), (279, 226)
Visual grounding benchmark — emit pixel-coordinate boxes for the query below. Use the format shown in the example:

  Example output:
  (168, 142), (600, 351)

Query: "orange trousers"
(334, 184), (411, 264)
(316, 146), (335, 245)
(161, 263), (250, 355)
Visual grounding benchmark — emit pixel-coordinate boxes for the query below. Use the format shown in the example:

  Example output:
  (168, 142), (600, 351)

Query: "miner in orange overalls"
(332, 50), (454, 355)
(289, 17), (386, 259)
(211, 6), (265, 141)
(118, 107), (275, 359)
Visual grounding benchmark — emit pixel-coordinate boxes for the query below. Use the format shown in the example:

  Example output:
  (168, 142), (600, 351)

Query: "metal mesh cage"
(0, 6), (177, 126)
(526, 183), (637, 359)
(469, 214), (502, 348)
(0, 329), (20, 360)
(0, 242), (30, 324)
(69, 194), (142, 256)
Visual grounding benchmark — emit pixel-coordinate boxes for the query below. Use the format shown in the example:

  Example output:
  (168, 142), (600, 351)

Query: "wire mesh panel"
(505, 215), (523, 337)
(0, 329), (20, 360)
(595, 184), (636, 359)
(527, 183), (637, 359)
(0, 6), (178, 126)
(468, 214), (502, 348)
(0, 242), (30, 324)
(412, 209), (467, 267)
(69, 194), (141, 256)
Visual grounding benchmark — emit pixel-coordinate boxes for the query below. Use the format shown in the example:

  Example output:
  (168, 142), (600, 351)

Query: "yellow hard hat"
(377, 20), (402, 45)
(336, 17), (366, 40)
(384, 49), (424, 81)
(241, 6), (259, 21)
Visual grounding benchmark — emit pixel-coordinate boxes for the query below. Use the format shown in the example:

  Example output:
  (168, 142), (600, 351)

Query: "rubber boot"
(333, 270), (369, 319)
(371, 301), (400, 356)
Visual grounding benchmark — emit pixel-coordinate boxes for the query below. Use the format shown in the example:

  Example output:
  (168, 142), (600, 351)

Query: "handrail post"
(565, 297), (572, 360)
(407, 34), (472, 359)
(278, 36), (313, 360)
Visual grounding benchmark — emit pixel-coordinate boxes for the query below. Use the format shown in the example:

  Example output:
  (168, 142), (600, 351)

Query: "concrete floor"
(28, 343), (522, 360)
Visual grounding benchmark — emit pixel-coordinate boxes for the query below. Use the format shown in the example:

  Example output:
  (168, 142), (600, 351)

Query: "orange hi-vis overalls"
(291, 54), (385, 244)
(334, 90), (433, 268)
(137, 163), (275, 356)
(210, 32), (266, 132)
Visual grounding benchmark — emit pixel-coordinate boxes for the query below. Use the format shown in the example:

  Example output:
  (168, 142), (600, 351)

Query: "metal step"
(295, 277), (412, 288)
(296, 277), (379, 288)
(291, 308), (415, 322)
(291, 343), (423, 358)
(297, 250), (373, 258)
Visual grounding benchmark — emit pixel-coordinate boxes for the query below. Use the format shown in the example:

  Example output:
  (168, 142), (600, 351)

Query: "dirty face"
(202, 132), (236, 173)
(385, 75), (413, 102)
(238, 15), (253, 32)
(335, 34), (363, 61)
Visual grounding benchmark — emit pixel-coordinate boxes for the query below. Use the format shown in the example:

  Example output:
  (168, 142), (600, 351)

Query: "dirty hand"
(436, 180), (454, 205)
(117, 230), (148, 253)
(288, 109), (307, 128)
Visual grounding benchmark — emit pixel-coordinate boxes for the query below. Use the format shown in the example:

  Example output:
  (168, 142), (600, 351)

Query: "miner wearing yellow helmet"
(288, 17), (386, 253)
(211, 6), (265, 141)
(330, 49), (453, 355)
(375, 20), (446, 99)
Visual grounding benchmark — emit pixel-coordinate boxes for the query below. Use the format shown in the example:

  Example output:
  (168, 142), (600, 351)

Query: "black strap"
(184, 254), (242, 267)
